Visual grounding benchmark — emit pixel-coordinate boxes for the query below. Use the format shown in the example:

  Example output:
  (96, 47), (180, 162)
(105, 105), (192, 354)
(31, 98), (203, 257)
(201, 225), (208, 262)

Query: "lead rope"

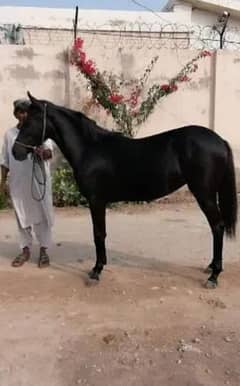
(31, 103), (47, 201)
(31, 152), (47, 201)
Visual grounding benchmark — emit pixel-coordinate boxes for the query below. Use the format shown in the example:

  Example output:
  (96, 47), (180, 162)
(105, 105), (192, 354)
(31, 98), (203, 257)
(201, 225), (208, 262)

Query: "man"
(0, 99), (54, 268)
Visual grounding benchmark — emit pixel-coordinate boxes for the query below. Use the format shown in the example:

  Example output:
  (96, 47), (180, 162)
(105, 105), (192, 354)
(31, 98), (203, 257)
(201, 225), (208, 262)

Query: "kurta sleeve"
(0, 132), (9, 169)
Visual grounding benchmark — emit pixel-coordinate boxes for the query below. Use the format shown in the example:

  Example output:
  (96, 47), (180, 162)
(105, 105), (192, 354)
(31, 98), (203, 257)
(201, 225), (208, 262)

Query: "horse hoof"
(205, 279), (217, 289)
(88, 270), (100, 281)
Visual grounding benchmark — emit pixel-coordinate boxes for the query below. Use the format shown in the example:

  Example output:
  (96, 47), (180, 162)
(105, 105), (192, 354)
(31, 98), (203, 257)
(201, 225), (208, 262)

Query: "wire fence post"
(73, 6), (79, 43)
(213, 11), (230, 49)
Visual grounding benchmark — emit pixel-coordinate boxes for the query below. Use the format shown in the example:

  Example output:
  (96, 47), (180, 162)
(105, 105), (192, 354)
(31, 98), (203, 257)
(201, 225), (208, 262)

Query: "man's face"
(14, 110), (28, 126)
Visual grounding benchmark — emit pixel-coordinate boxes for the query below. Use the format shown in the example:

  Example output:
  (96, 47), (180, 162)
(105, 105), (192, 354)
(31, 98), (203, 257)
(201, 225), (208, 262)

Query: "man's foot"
(38, 247), (50, 268)
(12, 247), (30, 267)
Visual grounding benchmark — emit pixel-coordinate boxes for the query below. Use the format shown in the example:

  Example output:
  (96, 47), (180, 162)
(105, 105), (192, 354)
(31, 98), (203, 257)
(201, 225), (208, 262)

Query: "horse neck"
(49, 108), (85, 170)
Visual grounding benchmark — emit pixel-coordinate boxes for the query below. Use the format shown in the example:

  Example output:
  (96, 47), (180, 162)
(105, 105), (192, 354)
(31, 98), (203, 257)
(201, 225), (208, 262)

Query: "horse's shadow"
(0, 238), (206, 287)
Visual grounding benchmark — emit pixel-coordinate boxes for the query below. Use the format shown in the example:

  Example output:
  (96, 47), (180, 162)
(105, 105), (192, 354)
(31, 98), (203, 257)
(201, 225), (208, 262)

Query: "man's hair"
(13, 99), (31, 114)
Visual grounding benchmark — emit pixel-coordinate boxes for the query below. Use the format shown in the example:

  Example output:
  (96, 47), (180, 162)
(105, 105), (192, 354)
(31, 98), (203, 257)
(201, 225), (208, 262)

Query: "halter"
(15, 102), (48, 150)
(15, 103), (48, 201)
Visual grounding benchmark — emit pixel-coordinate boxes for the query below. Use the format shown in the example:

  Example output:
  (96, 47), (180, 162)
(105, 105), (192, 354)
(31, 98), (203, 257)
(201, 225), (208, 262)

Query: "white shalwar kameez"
(0, 126), (54, 249)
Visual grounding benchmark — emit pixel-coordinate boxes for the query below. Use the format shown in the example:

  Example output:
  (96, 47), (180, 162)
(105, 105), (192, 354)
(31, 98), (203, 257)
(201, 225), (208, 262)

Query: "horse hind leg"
(189, 188), (225, 288)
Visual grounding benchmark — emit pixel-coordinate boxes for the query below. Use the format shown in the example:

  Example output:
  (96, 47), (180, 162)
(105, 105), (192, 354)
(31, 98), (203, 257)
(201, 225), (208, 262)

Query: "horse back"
(81, 125), (228, 202)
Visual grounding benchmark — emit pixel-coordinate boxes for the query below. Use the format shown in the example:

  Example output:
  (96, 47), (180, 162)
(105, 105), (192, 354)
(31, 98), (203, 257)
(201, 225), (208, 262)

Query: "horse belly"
(111, 170), (186, 202)
(141, 172), (185, 200)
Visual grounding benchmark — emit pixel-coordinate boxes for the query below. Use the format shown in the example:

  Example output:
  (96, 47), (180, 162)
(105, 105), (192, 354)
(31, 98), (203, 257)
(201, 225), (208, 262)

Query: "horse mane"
(48, 100), (124, 142)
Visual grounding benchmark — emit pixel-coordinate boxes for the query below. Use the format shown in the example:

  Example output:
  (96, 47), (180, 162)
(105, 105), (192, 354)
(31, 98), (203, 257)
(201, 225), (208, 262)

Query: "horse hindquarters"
(218, 141), (238, 237)
(184, 139), (237, 288)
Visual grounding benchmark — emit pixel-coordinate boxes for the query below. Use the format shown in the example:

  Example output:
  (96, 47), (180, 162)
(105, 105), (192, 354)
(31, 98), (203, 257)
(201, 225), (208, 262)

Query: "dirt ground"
(0, 202), (239, 386)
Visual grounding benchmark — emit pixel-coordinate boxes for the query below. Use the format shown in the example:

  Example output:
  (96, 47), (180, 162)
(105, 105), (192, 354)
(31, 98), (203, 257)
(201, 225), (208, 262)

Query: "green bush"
(0, 191), (10, 210)
(52, 161), (88, 207)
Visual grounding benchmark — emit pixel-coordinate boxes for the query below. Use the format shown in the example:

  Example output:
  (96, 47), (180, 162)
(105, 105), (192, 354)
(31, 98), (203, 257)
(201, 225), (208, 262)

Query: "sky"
(0, 0), (166, 11)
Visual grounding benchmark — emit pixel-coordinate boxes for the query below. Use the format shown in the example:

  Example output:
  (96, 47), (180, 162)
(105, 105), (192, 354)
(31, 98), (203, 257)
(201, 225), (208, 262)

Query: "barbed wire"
(76, 22), (240, 50)
(1, 22), (240, 50)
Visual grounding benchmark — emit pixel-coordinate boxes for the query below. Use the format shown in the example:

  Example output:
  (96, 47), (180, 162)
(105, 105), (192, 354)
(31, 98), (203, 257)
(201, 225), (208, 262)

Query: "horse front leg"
(88, 200), (107, 280)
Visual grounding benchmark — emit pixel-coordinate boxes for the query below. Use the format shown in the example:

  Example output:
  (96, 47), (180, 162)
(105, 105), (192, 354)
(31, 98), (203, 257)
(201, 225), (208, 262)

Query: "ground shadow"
(0, 238), (208, 287)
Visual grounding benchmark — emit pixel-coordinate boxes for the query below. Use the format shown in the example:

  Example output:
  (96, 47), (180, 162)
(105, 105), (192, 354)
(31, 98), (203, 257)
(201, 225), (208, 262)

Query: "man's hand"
(34, 146), (52, 161)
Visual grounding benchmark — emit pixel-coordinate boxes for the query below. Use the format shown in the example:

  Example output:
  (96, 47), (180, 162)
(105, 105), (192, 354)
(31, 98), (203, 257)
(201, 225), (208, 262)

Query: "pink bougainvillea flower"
(128, 91), (139, 107)
(74, 37), (84, 49)
(160, 84), (170, 92)
(82, 60), (96, 75)
(178, 75), (190, 82)
(109, 94), (124, 104)
(200, 50), (211, 57)
(70, 37), (211, 135)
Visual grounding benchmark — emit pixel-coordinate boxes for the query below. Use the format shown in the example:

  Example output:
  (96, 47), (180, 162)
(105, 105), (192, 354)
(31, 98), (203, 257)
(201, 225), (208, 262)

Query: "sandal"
(12, 253), (30, 267)
(38, 253), (50, 268)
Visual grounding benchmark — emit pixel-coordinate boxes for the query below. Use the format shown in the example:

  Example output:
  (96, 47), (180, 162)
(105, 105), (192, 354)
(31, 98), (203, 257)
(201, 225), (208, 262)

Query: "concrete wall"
(0, 45), (68, 135)
(1, 43), (240, 190)
(214, 50), (240, 174)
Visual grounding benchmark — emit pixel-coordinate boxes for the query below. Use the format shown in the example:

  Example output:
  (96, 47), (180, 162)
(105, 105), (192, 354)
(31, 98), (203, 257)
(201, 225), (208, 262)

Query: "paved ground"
(0, 202), (239, 386)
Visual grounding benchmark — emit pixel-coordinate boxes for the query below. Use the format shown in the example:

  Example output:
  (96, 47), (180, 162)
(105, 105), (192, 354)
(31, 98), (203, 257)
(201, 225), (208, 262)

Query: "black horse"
(12, 93), (238, 288)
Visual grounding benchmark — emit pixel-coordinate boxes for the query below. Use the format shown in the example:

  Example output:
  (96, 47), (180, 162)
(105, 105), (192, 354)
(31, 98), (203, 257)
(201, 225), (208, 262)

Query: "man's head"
(13, 99), (31, 126)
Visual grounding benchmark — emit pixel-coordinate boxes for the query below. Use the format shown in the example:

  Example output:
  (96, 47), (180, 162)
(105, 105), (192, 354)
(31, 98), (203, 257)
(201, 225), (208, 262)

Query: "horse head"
(12, 92), (52, 161)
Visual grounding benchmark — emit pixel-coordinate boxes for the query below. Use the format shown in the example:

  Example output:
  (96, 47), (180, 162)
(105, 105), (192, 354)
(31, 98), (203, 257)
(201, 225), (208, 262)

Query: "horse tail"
(219, 141), (238, 237)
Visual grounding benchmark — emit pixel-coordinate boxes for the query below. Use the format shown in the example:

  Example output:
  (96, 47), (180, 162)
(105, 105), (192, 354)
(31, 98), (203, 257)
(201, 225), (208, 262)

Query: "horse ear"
(27, 91), (38, 104)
